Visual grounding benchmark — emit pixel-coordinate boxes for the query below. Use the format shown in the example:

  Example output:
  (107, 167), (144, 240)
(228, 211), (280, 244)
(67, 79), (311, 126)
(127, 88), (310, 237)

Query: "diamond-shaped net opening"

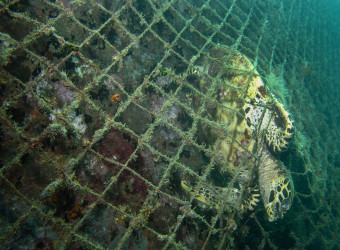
(0, 0), (339, 249)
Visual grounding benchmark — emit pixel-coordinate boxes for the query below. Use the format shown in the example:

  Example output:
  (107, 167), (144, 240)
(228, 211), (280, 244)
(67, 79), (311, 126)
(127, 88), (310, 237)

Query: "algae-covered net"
(0, 0), (339, 249)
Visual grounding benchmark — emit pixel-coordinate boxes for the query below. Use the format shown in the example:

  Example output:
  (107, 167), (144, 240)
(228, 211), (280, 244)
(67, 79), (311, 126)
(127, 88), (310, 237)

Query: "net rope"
(0, 0), (339, 249)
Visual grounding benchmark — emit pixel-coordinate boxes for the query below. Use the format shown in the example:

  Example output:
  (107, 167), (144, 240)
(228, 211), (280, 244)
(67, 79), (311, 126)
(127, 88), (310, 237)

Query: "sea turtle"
(182, 46), (294, 222)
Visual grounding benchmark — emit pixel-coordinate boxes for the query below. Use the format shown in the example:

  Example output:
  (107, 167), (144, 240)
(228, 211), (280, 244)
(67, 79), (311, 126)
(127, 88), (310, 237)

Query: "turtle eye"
(281, 199), (290, 212)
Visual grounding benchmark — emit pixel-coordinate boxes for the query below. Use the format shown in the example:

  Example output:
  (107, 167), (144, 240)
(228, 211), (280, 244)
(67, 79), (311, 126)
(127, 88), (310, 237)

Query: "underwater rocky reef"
(0, 0), (339, 249)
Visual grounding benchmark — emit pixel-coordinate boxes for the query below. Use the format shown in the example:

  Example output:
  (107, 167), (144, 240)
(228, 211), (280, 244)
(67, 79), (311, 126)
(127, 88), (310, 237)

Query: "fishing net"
(0, 0), (339, 249)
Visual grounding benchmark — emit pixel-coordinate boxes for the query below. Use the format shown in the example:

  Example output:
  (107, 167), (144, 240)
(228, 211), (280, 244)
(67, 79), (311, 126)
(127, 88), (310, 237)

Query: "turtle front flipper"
(265, 102), (295, 153)
(181, 181), (220, 209)
(181, 180), (260, 213)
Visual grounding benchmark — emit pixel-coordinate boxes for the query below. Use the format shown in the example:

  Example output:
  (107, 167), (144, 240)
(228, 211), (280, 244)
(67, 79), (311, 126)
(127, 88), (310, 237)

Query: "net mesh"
(0, 0), (339, 249)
